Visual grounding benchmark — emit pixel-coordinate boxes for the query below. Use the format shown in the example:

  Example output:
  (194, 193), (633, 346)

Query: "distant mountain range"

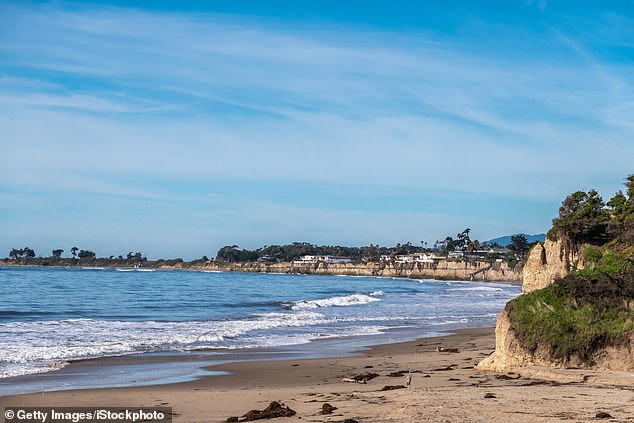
(485, 233), (546, 247)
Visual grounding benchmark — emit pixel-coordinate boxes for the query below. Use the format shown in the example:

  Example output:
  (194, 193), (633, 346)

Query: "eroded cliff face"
(476, 308), (540, 372)
(476, 305), (576, 372)
(521, 238), (584, 293)
(185, 260), (521, 282)
(478, 242), (634, 373)
(477, 307), (634, 373)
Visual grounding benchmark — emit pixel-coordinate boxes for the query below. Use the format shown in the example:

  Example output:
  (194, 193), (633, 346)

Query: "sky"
(1, 0), (633, 259)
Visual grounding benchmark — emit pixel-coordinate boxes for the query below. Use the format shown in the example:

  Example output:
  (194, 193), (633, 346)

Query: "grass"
(578, 245), (632, 279)
(508, 271), (634, 364)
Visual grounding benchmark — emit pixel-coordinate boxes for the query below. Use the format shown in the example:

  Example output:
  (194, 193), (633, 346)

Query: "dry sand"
(3, 327), (634, 422)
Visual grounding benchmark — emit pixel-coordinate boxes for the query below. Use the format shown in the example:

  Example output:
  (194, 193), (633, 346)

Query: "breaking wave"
(285, 292), (384, 310)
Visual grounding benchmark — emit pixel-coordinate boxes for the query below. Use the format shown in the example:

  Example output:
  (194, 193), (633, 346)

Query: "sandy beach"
(3, 327), (634, 422)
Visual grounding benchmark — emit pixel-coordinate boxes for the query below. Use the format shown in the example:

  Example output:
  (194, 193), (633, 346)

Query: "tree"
(9, 248), (20, 259)
(216, 245), (240, 262)
(607, 174), (634, 244)
(126, 252), (144, 261)
(551, 190), (609, 244)
(23, 247), (35, 258)
(78, 249), (96, 259)
(71, 247), (79, 258)
(362, 244), (380, 262)
(508, 235), (529, 259)
(626, 174), (634, 200)
(456, 228), (472, 251)
(52, 249), (64, 258)
(436, 237), (457, 254)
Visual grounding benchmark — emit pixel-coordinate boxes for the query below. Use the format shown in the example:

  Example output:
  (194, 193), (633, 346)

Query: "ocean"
(0, 266), (520, 384)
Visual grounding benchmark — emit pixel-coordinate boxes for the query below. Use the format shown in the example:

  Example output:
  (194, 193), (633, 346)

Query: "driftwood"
(342, 372), (379, 384)
(436, 346), (460, 353)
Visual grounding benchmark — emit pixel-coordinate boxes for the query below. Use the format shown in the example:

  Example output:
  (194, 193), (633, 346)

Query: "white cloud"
(1, 2), (633, 255)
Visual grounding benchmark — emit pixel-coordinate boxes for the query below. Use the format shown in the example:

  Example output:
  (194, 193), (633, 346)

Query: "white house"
(294, 255), (352, 264)
(395, 253), (438, 264)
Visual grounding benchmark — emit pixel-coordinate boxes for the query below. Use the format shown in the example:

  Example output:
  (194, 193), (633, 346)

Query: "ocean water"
(0, 266), (521, 379)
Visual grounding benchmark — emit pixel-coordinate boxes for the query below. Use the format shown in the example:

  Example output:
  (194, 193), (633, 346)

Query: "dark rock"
(344, 420), (359, 423)
(352, 372), (379, 382)
(595, 411), (613, 419)
(387, 371), (406, 377)
(495, 374), (520, 380)
(484, 393), (496, 399)
(226, 418), (239, 422)
(320, 403), (337, 415)
(380, 385), (406, 391)
(432, 366), (455, 371)
(239, 401), (296, 421)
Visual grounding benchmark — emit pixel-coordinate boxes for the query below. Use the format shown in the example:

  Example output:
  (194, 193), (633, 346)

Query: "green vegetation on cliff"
(508, 172), (634, 366)
(508, 272), (634, 364)
(550, 174), (634, 247)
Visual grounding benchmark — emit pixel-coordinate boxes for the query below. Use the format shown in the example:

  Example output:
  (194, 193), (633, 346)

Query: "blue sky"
(1, 0), (633, 259)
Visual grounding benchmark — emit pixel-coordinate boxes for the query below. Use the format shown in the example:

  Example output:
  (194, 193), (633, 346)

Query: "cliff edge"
(478, 271), (634, 372)
(479, 173), (634, 373)
(521, 238), (583, 293)
(477, 238), (576, 372)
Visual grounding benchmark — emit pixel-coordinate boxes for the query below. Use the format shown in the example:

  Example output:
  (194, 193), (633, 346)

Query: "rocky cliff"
(478, 241), (634, 373)
(477, 305), (634, 372)
(476, 308), (547, 371)
(478, 239), (580, 372)
(521, 238), (584, 293)
(177, 260), (521, 282)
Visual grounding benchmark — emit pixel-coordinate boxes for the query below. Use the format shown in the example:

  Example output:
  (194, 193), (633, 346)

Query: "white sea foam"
(0, 311), (332, 378)
(447, 286), (503, 292)
(0, 269), (521, 379)
(115, 268), (156, 272)
(430, 318), (469, 325)
(287, 293), (382, 310)
(1, 360), (70, 378)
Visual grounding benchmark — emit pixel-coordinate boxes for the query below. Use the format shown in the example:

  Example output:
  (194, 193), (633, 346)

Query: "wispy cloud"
(1, 2), (633, 257)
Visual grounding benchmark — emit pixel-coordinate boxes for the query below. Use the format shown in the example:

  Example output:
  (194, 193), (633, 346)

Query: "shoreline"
(0, 325), (480, 396)
(0, 262), (522, 283)
(3, 326), (634, 422)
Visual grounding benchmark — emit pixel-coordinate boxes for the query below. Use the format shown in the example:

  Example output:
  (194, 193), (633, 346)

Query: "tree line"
(6, 230), (540, 268)
(214, 230), (533, 264)
(549, 173), (634, 278)
(550, 173), (634, 246)
(6, 247), (147, 261)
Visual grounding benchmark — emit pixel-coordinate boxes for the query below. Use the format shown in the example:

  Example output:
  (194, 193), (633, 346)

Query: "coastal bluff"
(0, 258), (521, 282)
(477, 239), (573, 372)
(478, 240), (634, 372)
(191, 260), (521, 282)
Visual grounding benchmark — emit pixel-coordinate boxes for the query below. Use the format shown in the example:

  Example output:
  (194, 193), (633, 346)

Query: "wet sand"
(3, 327), (634, 422)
